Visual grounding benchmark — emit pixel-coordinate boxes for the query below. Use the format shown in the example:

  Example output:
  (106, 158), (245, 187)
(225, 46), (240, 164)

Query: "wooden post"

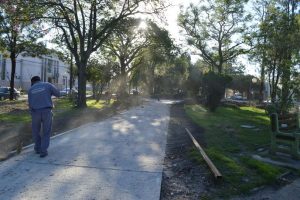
(185, 128), (222, 179)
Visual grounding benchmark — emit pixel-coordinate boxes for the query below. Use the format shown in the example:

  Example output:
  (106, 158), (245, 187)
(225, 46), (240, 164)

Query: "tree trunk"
(92, 80), (96, 99)
(9, 53), (16, 100)
(77, 61), (87, 108)
(118, 61), (127, 97)
(70, 54), (73, 91)
(281, 60), (291, 111)
(259, 36), (267, 103)
(259, 62), (265, 103)
(150, 64), (155, 96)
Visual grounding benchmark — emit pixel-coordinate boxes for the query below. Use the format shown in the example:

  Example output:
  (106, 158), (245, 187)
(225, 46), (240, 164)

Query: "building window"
(63, 76), (67, 85)
(47, 59), (53, 73)
(44, 58), (60, 83)
(53, 61), (59, 84)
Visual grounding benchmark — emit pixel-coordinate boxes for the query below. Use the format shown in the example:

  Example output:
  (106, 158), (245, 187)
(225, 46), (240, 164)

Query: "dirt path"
(160, 102), (214, 200)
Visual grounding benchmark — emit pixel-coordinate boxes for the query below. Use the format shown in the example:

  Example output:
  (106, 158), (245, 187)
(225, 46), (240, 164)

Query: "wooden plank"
(185, 128), (222, 179)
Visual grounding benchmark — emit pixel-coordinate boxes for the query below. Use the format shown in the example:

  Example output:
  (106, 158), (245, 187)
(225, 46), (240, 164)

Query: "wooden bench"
(270, 112), (300, 159)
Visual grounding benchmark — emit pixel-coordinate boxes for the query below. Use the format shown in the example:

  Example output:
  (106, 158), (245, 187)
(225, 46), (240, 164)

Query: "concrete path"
(0, 99), (171, 200)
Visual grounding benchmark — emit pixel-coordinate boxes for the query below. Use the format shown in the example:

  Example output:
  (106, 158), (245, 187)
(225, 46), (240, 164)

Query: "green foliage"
(154, 54), (190, 97)
(0, 0), (47, 100)
(36, 0), (167, 107)
(179, 0), (250, 74)
(201, 71), (232, 111)
(264, 103), (278, 115)
(251, 0), (300, 113)
(228, 74), (260, 98)
(0, 1), (46, 54)
(127, 20), (177, 96)
(186, 68), (201, 96)
(87, 58), (116, 100)
(103, 18), (149, 76)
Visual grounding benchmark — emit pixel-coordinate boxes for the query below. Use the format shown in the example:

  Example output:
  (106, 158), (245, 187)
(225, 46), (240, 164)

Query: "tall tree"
(38, 0), (166, 108)
(104, 19), (175, 96)
(277, 0), (299, 111)
(139, 21), (176, 95)
(103, 18), (149, 96)
(87, 57), (116, 101)
(255, 0), (300, 112)
(251, 0), (270, 103)
(178, 0), (250, 74)
(0, 0), (46, 100)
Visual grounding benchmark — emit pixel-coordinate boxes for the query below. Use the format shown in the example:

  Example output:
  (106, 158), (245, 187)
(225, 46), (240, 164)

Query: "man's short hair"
(31, 76), (41, 85)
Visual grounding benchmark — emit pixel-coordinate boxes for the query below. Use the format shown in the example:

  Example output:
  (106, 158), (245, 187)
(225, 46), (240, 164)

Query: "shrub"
(201, 71), (232, 112)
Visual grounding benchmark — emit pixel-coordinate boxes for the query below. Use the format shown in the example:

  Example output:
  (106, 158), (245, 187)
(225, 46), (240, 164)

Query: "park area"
(0, 95), (300, 199)
(1, 0), (300, 199)
(0, 97), (120, 159)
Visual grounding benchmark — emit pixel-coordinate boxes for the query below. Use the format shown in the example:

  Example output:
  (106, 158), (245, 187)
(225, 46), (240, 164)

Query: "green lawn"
(185, 105), (287, 197)
(0, 98), (113, 123)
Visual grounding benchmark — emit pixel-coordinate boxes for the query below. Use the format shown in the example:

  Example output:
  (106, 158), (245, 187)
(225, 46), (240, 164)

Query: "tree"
(0, 0), (46, 100)
(201, 71), (232, 111)
(158, 54), (189, 97)
(87, 58), (116, 101)
(254, 0), (300, 112)
(228, 74), (259, 99)
(276, 0), (300, 112)
(250, 0), (270, 103)
(103, 18), (149, 96)
(135, 21), (176, 95)
(38, 0), (166, 108)
(178, 0), (250, 74)
(186, 59), (208, 97)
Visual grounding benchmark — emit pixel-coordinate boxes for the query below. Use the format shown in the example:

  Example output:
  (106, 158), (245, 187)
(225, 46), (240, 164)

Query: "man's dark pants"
(31, 108), (53, 154)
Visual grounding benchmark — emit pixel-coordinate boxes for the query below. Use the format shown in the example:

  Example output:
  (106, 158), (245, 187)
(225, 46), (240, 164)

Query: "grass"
(0, 113), (31, 123)
(86, 99), (107, 109)
(185, 104), (287, 197)
(0, 97), (112, 123)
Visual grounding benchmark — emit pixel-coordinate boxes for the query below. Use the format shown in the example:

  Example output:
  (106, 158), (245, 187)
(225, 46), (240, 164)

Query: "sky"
(164, 0), (195, 48)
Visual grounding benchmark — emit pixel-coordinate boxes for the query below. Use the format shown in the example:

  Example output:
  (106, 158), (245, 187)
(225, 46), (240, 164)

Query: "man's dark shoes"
(40, 152), (48, 158)
(35, 150), (40, 154)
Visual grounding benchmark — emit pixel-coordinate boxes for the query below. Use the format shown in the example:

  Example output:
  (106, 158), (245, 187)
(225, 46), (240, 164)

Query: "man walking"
(28, 76), (60, 157)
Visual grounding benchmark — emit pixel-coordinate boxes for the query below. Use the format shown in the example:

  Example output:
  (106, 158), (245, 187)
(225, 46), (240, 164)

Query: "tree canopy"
(35, 0), (167, 107)
(179, 0), (251, 74)
(0, 0), (46, 100)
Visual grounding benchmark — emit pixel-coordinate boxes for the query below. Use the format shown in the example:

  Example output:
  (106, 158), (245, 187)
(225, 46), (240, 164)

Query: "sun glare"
(138, 21), (147, 30)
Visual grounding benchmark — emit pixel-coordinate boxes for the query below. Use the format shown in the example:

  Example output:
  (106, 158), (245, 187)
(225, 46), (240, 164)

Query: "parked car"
(130, 89), (139, 95)
(60, 88), (78, 96)
(0, 87), (21, 100)
(230, 95), (245, 101)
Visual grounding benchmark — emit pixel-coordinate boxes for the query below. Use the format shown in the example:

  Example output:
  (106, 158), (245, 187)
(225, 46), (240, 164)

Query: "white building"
(0, 53), (70, 91)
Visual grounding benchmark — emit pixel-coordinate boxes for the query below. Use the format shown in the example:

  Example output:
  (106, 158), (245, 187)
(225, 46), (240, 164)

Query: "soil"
(160, 102), (215, 200)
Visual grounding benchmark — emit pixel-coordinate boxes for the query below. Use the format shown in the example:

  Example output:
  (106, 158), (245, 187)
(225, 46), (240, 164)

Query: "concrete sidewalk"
(0, 99), (170, 200)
